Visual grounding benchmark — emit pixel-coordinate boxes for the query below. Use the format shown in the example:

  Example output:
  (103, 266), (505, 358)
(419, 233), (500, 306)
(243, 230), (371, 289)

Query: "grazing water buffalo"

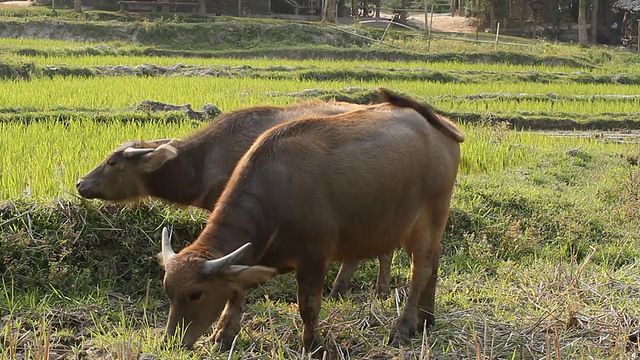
(76, 100), (391, 298)
(159, 89), (465, 355)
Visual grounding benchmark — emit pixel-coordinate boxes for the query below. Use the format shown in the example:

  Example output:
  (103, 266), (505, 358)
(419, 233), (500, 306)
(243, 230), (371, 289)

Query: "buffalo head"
(159, 228), (276, 347)
(76, 139), (181, 202)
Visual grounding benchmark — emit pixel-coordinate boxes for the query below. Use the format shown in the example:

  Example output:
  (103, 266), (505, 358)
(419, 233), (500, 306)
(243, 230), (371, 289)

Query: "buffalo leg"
(375, 252), (393, 296)
(388, 244), (432, 346)
(330, 251), (393, 299)
(329, 260), (358, 299)
(296, 262), (327, 357)
(389, 203), (447, 346)
(417, 256), (440, 327)
(212, 289), (246, 350)
(416, 197), (450, 328)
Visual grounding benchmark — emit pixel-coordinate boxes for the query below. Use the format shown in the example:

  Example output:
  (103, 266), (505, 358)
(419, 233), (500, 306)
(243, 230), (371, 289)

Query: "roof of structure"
(614, 0), (640, 12)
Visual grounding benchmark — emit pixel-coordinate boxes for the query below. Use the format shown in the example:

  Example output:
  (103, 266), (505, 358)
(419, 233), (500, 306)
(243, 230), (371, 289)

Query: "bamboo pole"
(325, 25), (401, 48)
(427, 4), (434, 52)
(379, 15), (395, 44)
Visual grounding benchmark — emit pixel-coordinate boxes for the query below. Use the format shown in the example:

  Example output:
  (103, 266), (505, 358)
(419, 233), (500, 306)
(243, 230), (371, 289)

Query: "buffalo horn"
(146, 138), (173, 146)
(123, 147), (155, 157)
(161, 227), (176, 263)
(201, 243), (253, 276)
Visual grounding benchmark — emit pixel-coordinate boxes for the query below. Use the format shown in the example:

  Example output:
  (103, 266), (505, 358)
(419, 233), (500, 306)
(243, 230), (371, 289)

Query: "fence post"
(495, 22), (500, 50)
(424, 0), (428, 32)
(427, 3), (434, 52)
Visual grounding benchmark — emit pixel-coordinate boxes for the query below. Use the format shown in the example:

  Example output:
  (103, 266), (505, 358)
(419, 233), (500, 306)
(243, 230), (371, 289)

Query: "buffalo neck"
(192, 190), (272, 265)
(143, 146), (206, 209)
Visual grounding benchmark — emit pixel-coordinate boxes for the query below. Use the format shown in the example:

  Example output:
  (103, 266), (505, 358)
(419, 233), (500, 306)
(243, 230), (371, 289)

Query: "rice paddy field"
(1, 16), (640, 359)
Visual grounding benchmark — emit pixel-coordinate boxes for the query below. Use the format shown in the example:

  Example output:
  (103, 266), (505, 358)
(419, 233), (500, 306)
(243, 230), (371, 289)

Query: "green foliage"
(134, 20), (371, 49)
(0, 55), (36, 80)
(0, 200), (206, 295)
(0, 118), (200, 199)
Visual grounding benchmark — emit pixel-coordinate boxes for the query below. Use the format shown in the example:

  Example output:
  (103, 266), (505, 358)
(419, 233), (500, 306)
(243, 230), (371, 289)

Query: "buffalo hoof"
(328, 284), (348, 300)
(375, 285), (390, 298)
(387, 327), (413, 348)
(418, 313), (435, 331)
(303, 332), (328, 359)
(328, 289), (346, 300)
(308, 346), (330, 359)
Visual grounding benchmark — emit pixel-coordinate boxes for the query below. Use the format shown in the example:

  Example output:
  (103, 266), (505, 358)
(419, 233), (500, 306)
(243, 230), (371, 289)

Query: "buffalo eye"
(106, 157), (117, 166)
(188, 291), (202, 301)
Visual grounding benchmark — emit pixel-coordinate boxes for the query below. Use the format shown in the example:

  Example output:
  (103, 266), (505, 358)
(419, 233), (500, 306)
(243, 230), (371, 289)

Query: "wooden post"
(494, 22), (500, 50)
(474, 0), (479, 42)
(321, 0), (328, 23)
(427, 4), (434, 52)
(424, 0), (428, 32)
(590, 0), (598, 43)
(238, 0), (242, 16)
(197, 0), (205, 15)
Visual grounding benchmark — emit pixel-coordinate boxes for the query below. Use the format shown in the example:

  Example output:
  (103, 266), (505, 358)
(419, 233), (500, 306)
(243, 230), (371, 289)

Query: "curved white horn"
(161, 227), (176, 263)
(123, 147), (155, 157)
(146, 138), (173, 145)
(201, 243), (253, 276)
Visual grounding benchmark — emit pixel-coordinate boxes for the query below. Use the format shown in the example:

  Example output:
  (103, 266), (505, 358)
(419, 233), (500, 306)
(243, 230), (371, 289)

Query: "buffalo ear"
(141, 144), (178, 172)
(223, 265), (278, 289)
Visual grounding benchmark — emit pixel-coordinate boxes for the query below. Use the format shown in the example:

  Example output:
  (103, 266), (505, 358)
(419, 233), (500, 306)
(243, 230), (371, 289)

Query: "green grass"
(16, 53), (604, 73)
(2, 135), (639, 357)
(1, 119), (636, 200)
(4, 76), (640, 113)
(0, 37), (99, 50)
(0, 118), (197, 200)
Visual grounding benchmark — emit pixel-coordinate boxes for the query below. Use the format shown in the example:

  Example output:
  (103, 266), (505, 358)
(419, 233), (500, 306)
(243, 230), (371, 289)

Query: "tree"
(74, 0), (81, 12)
(488, 0), (496, 31)
(321, 0), (337, 24)
(578, 0), (588, 44)
(591, 0), (599, 43)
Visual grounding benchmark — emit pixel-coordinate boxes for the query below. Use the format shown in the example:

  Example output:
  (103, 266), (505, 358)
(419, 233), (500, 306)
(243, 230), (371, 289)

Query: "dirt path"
(373, 12), (477, 33)
(407, 13), (477, 33)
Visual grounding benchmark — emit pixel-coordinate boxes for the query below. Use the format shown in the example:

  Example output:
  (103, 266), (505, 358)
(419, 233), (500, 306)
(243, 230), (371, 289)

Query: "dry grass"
(2, 253), (640, 359)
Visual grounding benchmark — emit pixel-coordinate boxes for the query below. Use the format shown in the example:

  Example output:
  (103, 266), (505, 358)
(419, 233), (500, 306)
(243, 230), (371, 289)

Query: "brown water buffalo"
(76, 100), (391, 299)
(159, 88), (465, 355)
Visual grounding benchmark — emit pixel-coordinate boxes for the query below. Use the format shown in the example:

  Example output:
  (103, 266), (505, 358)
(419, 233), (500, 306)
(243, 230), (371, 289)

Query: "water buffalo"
(76, 100), (391, 299)
(159, 88), (465, 355)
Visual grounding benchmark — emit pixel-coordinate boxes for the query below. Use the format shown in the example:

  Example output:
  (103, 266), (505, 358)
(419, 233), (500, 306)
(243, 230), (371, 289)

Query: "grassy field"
(2, 124), (639, 358)
(2, 13), (640, 360)
(4, 76), (640, 113)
